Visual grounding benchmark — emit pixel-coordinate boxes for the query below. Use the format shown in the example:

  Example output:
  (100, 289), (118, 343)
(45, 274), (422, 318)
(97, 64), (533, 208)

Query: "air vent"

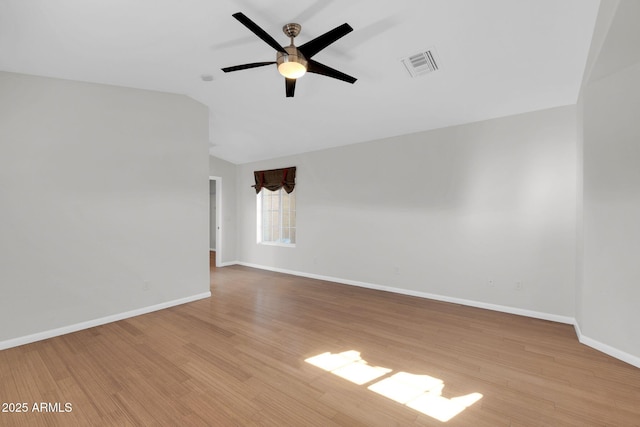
(401, 49), (440, 78)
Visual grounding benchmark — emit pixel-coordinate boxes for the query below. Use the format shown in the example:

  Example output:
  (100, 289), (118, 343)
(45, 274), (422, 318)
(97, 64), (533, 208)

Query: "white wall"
(580, 0), (640, 360)
(236, 106), (578, 318)
(209, 155), (237, 264)
(0, 72), (210, 345)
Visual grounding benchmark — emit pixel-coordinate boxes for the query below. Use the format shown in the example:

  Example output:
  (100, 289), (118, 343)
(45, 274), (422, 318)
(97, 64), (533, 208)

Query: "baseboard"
(574, 322), (640, 369)
(218, 260), (239, 267)
(235, 262), (574, 325)
(0, 291), (211, 351)
(573, 318), (583, 340)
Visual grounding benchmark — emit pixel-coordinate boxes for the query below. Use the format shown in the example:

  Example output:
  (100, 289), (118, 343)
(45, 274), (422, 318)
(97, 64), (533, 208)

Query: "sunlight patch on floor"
(305, 351), (361, 372)
(305, 351), (392, 385)
(368, 372), (444, 404)
(305, 351), (483, 422)
(406, 392), (483, 422)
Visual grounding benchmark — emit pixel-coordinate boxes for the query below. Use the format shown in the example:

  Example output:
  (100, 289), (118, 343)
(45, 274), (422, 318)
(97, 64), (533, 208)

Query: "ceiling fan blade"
(285, 78), (296, 97)
(232, 12), (288, 55)
(221, 62), (276, 73)
(307, 60), (357, 84)
(298, 23), (353, 58)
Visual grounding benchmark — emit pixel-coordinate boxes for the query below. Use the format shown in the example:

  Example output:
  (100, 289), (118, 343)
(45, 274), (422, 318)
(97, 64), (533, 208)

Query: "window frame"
(256, 187), (296, 247)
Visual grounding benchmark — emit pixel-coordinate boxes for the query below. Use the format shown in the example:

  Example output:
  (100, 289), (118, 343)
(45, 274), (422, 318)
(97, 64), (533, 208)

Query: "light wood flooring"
(1, 260), (639, 426)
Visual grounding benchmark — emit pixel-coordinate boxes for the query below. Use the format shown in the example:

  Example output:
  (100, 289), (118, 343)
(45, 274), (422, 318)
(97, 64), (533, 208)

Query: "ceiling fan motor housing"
(277, 46), (308, 78)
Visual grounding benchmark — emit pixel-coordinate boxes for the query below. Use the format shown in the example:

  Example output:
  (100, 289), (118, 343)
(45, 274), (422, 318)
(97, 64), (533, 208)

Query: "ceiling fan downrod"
(282, 23), (301, 46)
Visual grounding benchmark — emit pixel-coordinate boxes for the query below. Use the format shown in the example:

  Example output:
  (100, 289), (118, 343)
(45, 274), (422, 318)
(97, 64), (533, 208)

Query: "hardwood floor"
(1, 264), (639, 426)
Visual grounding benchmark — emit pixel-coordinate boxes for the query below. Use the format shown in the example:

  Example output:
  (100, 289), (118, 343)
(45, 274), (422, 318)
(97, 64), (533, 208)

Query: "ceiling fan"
(221, 12), (357, 97)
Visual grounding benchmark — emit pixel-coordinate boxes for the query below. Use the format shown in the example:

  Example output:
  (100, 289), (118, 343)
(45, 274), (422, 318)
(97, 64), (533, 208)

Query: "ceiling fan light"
(278, 61), (306, 79)
(277, 47), (308, 79)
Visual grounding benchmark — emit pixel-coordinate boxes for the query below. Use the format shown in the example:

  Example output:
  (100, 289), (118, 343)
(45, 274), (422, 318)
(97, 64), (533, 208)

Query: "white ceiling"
(0, 0), (600, 164)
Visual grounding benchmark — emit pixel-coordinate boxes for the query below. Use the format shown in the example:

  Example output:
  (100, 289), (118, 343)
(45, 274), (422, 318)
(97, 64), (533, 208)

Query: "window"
(257, 188), (296, 246)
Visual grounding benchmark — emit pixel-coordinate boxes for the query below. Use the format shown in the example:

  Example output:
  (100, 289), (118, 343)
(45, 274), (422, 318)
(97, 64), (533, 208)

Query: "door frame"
(209, 176), (222, 267)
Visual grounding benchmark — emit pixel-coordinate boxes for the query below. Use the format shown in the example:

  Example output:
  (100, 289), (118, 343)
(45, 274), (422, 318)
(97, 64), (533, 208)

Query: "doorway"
(209, 176), (222, 268)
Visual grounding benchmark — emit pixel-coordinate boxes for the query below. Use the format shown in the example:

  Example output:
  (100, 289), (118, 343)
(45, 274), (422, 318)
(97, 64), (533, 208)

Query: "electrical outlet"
(515, 281), (523, 291)
(488, 280), (495, 288)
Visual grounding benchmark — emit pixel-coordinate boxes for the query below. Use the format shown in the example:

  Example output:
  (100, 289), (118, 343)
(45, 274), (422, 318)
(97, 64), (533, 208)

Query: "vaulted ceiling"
(0, 0), (600, 164)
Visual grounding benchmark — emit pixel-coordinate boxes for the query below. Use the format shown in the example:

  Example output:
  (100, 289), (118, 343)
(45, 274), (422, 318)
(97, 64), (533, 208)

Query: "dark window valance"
(252, 167), (296, 194)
